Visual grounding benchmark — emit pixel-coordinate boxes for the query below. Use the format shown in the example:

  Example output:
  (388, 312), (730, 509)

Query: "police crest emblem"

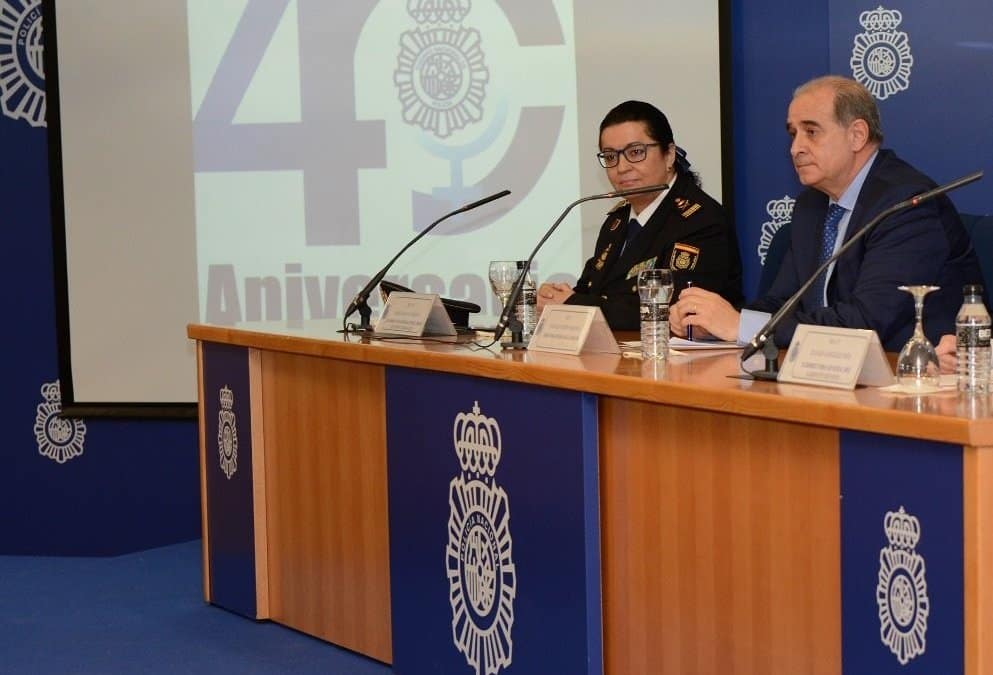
(0, 0), (46, 127)
(447, 401), (517, 675)
(757, 195), (795, 265)
(670, 243), (699, 271)
(850, 6), (913, 100)
(33, 380), (86, 464)
(217, 385), (239, 479)
(876, 506), (929, 665)
(394, 0), (489, 138)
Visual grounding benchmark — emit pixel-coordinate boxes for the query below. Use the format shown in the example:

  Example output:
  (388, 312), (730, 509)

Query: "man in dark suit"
(537, 100), (742, 330)
(672, 75), (982, 351)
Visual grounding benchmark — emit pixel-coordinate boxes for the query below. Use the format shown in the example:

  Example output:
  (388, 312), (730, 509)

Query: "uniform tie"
(622, 217), (641, 255)
(812, 203), (846, 307)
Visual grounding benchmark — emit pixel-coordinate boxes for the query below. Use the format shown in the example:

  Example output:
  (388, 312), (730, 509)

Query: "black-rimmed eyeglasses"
(596, 142), (661, 168)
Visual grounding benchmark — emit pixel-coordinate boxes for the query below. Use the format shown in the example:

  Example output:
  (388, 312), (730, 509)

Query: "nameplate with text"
(374, 292), (456, 337)
(528, 306), (619, 355)
(778, 324), (894, 390)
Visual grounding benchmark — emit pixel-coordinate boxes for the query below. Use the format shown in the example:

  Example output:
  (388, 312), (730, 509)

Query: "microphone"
(740, 169), (983, 377)
(342, 189), (511, 331)
(493, 183), (669, 345)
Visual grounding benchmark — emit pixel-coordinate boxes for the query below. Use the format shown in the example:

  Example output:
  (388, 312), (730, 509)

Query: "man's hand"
(935, 333), (957, 374)
(670, 286), (741, 342)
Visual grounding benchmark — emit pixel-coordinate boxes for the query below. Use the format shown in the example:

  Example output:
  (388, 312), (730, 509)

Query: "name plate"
(375, 292), (456, 337)
(778, 324), (894, 390)
(528, 306), (619, 355)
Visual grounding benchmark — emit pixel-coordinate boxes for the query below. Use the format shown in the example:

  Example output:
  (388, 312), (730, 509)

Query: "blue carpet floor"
(0, 540), (392, 674)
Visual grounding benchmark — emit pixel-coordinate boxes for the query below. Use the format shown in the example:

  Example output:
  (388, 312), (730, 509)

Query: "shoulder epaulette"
(607, 199), (629, 215)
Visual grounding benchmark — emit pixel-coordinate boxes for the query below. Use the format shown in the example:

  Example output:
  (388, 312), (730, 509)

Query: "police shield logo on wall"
(0, 0), (46, 127)
(447, 401), (517, 675)
(876, 506), (929, 665)
(33, 381), (86, 464)
(850, 6), (913, 100)
(757, 195), (795, 266)
(394, 0), (488, 139)
(217, 385), (239, 479)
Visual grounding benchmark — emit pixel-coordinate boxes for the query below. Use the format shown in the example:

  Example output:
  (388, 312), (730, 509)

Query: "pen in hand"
(684, 281), (694, 341)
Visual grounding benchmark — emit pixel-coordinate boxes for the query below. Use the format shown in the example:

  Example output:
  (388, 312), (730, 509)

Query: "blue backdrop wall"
(2, 0), (987, 554)
(1, 0), (200, 555)
(733, 0), (992, 299)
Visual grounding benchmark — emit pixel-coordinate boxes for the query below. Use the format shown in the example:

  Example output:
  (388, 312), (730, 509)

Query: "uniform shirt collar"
(628, 179), (673, 225)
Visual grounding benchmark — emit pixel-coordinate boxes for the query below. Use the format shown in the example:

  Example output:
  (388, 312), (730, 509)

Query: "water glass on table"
(637, 268), (674, 360)
(488, 260), (518, 312)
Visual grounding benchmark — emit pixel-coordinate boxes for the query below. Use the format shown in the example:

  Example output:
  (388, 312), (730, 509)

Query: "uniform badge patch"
(670, 243), (699, 271)
(594, 243), (613, 271)
(607, 216), (622, 232)
(677, 200), (701, 218)
(626, 256), (657, 280)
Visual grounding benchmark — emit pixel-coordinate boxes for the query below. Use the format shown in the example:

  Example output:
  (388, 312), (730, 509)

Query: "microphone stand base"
(737, 341), (780, 381)
(500, 341), (529, 351)
(497, 325), (528, 350)
(338, 325), (375, 336)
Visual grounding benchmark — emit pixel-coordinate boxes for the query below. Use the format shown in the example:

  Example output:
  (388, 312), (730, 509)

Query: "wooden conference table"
(188, 321), (993, 675)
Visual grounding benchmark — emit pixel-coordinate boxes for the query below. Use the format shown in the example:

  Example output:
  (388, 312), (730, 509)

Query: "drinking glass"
(896, 285), (941, 388)
(488, 260), (519, 311)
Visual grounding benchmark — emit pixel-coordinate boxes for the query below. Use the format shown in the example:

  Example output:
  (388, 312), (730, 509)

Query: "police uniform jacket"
(566, 172), (743, 330)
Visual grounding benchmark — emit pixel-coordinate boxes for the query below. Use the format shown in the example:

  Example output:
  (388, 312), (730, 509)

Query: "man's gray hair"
(795, 75), (884, 144)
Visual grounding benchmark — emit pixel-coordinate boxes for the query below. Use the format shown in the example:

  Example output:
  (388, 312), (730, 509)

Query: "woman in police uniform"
(537, 100), (743, 330)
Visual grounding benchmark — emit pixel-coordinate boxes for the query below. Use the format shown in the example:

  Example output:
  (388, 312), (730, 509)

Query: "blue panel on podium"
(840, 431), (963, 674)
(386, 368), (602, 675)
(202, 343), (257, 619)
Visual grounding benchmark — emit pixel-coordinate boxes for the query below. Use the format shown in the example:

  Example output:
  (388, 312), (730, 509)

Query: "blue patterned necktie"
(812, 203), (846, 307)
(622, 217), (641, 255)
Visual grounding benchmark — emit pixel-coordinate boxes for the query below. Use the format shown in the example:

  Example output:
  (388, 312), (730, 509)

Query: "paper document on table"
(669, 337), (742, 350)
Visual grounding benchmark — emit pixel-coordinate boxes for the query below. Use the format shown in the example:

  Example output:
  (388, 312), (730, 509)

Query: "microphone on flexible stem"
(493, 183), (669, 347)
(342, 189), (512, 332)
(740, 169), (983, 379)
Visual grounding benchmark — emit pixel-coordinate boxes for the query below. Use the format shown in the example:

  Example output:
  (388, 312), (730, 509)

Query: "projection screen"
(46, 0), (730, 412)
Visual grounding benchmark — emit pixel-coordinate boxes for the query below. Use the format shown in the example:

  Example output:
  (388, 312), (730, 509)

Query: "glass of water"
(895, 284), (941, 388)
(488, 260), (518, 311)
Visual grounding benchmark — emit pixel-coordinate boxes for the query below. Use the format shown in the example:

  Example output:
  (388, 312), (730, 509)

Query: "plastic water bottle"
(637, 268), (673, 360)
(514, 264), (538, 341)
(956, 284), (991, 394)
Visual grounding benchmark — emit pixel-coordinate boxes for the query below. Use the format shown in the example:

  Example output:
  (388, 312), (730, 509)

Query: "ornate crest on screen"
(217, 385), (239, 479)
(394, 0), (489, 138)
(33, 380), (87, 464)
(0, 0), (46, 127)
(876, 506), (929, 665)
(757, 195), (795, 265)
(850, 6), (913, 100)
(447, 400), (516, 675)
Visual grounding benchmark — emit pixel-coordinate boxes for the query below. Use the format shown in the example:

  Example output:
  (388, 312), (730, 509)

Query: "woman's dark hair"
(598, 100), (700, 186)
